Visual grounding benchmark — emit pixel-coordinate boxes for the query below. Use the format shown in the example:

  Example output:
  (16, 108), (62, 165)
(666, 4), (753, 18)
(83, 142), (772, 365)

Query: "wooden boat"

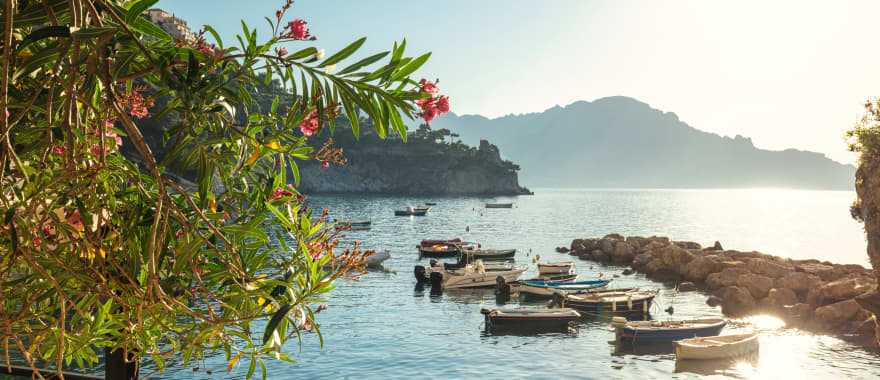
(481, 307), (580, 331)
(365, 250), (391, 268)
(613, 317), (726, 343)
(424, 202), (437, 206)
(422, 261), (525, 289)
(418, 239), (464, 257)
(438, 260), (514, 272)
(528, 273), (578, 282)
(559, 289), (657, 315)
(460, 248), (516, 261)
(395, 207), (427, 216)
(485, 203), (513, 209)
(538, 262), (575, 275)
(413, 206), (431, 213)
(335, 224), (370, 232)
(512, 279), (611, 298)
(674, 333), (759, 360)
(348, 220), (372, 227)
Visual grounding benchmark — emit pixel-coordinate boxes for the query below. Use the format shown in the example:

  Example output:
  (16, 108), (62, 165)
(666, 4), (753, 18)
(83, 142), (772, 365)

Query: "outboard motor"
(551, 292), (565, 308)
(414, 265), (428, 283)
(429, 271), (443, 294)
(495, 276), (509, 296)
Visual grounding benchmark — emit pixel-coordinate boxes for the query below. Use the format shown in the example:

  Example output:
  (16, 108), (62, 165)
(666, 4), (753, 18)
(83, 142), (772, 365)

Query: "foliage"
(0, 0), (441, 378)
(848, 99), (880, 160)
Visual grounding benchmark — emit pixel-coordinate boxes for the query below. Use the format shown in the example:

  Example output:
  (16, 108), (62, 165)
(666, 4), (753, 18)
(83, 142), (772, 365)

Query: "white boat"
(427, 261), (525, 289)
(365, 250), (390, 268)
(674, 333), (760, 360)
(511, 279), (611, 298)
(538, 262), (575, 275)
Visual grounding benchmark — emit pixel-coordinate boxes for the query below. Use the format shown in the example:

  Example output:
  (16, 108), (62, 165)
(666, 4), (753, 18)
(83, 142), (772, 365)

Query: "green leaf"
(319, 37), (366, 68)
(338, 51), (389, 76)
(287, 47), (317, 61)
(262, 304), (293, 345)
(391, 52), (431, 82)
(203, 25), (224, 49)
(130, 17), (172, 42)
(126, 0), (160, 23)
(19, 26), (71, 51)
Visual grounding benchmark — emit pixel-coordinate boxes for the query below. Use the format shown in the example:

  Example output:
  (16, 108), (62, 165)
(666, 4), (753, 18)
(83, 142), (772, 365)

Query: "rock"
(855, 291), (880, 317)
(764, 288), (799, 307)
(736, 273), (774, 299)
(796, 262), (837, 281)
(591, 250), (609, 262)
(611, 241), (635, 263)
(713, 241), (723, 250)
(570, 239), (584, 253)
(649, 268), (682, 282)
(807, 277), (876, 306)
(775, 271), (822, 295)
(678, 282), (697, 291)
(674, 241), (702, 250)
(622, 268), (634, 276)
(599, 239), (615, 255)
(625, 236), (648, 250)
(815, 299), (865, 327)
(717, 260), (746, 270)
(657, 245), (695, 271)
(603, 233), (625, 241)
(706, 296), (723, 307)
(706, 267), (749, 290)
(631, 253), (653, 269)
(643, 259), (666, 275)
(682, 255), (721, 282)
(746, 258), (792, 279)
(717, 286), (756, 316)
(555, 246), (570, 253)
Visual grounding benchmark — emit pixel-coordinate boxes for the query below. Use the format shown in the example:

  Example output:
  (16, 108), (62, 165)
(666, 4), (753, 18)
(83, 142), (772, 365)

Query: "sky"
(158, 0), (880, 164)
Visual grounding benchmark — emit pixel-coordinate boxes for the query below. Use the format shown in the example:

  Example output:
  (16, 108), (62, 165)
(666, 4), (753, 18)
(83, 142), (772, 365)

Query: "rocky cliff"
(297, 126), (531, 196)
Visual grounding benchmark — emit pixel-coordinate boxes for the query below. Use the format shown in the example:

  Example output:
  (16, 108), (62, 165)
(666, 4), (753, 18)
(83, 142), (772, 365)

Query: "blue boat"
(613, 317), (727, 343)
(514, 279), (612, 297)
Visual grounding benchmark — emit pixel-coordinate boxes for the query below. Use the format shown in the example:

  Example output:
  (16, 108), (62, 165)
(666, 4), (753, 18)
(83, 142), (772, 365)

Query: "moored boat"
(416, 261), (525, 289)
(674, 333), (760, 360)
(613, 317), (727, 343)
(528, 273), (578, 282)
(558, 289), (657, 315)
(460, 248), (516, 261)
(512, 279), (611, 298)
(365, 250), (391, 268)
(395, 207), (428, 216)
(348, 220), (372, 227)
(424, 202), (437, 206)
(485, 203), (513, 208)
(481, 307), (581, 331)
(418, 239), (464, 257)
(538, 262), (575, 275)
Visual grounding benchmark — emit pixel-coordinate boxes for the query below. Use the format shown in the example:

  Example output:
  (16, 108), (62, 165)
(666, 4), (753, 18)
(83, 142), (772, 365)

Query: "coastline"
(564, 234), (878, 345)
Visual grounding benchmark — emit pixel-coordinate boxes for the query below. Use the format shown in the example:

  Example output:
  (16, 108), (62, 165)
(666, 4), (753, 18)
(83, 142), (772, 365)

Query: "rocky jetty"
(569, 234), (878, 342)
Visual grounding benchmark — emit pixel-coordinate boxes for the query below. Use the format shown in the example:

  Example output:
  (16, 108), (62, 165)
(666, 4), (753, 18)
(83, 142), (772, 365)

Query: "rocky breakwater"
(568, 234), (878, 342)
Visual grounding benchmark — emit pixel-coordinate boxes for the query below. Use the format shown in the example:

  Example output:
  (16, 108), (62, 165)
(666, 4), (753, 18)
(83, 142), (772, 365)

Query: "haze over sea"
(138, 188), (875, 379)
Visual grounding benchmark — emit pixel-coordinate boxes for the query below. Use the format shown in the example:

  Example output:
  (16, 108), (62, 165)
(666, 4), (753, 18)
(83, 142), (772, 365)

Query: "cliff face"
(298, 133), (530, 196)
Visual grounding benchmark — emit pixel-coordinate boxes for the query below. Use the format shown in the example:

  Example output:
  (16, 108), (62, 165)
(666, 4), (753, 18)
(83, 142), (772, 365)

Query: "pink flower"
(51, 145), (66, 155)
(436, 96), (450, 113)
(32, 236), (42, 248)
(321, 161), (329, 169)
(42, 223), (56, 236)
(283, 19), (313, 40)
(299, 111), (319, 137)
(175, 229), (185, 239)
(90, 144), (103, 157)
(270, 187), (294, 200)
(422, 107), (441, 124)
(67, 210), (84, 232)
(276, 47), (288, 57)
(197, 44), (214, 56)
(419, 79), (439, 94)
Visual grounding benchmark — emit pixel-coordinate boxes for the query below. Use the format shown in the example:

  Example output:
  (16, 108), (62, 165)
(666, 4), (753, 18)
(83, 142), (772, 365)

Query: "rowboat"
(512, 279), (611, 298)
(413, 206), (431, 213)
(335, 224), (370, 232)
(416, 261), (526, 289)
(485, 203), (513, 208)
(348, 220), (372, 227)
(674, 333), (760, 360)
(460, 248), (516, 261)
(395, 207), (427, 216)
(365, 250), (391, 268)
(613, 317), (726, 343)
(481, 307), (581, 331)
(558, 289), (657, 315)
(529, 273), (578, 282)
(418, 239), (464, 257)
(437, 260), (514, 272)
(538, 262), (575, 275)
(424, 202), (437, 206)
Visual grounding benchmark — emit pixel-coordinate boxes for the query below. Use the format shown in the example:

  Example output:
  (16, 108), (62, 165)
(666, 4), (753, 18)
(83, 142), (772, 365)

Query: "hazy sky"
(159, 0), (880, 164)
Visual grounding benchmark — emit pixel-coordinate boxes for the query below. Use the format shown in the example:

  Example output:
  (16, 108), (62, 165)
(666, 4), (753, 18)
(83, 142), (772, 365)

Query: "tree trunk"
(855, 158), (880, 345)
(104, 348), (138, 380)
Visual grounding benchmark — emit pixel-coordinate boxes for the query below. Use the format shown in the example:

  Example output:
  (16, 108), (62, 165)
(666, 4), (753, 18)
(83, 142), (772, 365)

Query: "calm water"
(142, 189), (875, 378)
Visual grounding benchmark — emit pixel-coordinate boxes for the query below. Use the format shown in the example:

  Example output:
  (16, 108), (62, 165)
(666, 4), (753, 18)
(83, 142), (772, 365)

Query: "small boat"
(674, 333), (760, 360)
(559, 289), (657, 315)
(512, 279), (611, 298)
(418, 239), (464, 257)
(413, 206), (431, 213)
(436, 260), (514, 272)
(460, 248), (516, 261)
(613, 317), (727, 343)
(417, 261), (525, 289)
(424, 202), (437, 206)
(528, 273), (578, 282)
(485, 203), (513, 209)
(335, 224), (370, 232)
(365, 250), (391, 268)
(348, 220), (372, 227)
(395, 207), (427, 216)
(538, 262), (575, 275)
(481, 307), (581, 331)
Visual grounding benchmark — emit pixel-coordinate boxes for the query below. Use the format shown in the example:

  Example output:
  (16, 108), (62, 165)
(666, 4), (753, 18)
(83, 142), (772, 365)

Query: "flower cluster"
(119, 87), (154, 119)
(314, 138), (347, 170)
(299, 111), (320, 136)
(89, 120), (123, 158)
(282, 19), (314, 40)
(269, 184), (297, 201)
(415, 79), (450, 124)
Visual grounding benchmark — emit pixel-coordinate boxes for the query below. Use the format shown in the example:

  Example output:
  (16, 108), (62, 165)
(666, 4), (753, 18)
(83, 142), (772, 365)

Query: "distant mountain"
(428, 96), (856, 190)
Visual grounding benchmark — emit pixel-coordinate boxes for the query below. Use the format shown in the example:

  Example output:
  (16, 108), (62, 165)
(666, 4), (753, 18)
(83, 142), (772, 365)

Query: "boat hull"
(513, 280), (610, 298)
(674, 333), (760, 360)
(483, 308), (580, 332)
(443, 269), (525, 289)
(537, 262), (575, 275)
(461, 249), (516, 261)
(618, 320), (726, 342)
(562, 292), (656, 315)
(485, 203), (513, 209)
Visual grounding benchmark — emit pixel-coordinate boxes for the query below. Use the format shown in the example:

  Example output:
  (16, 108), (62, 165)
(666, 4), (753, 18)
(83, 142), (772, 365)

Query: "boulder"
(706, 267), (749, 290)
(591, 250), (609, 262)
(713, 241), (723, 250)
(746, 258), (792, 279)
(631, 253), (653, 269)
(622, 268), (634, 276)
(764, 288), (799, 307)
(603, 233), (625, 241)
(648, 268), (682, 282)
(736, 273), (774, 299)
(643, 258), (667, 275)
(814, 299), (865, 327)
(807, 277), (876, 306)
(717, 260), (746, 271)
(717, 286), (756, 316)
(570, 239), (584, 254)
(674, 241), (702, 250)
(555, 246), (570, 253)
(657, 245), (694, 270)
(678, 282), (697, 292)
(599, 239), (615, 255)
(706, 296), (723, 307)
(796, 262), (837, 281)
(611, 241), (635, 263)
(775, 271), (822, 295)
(682, 255), (721, 282)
